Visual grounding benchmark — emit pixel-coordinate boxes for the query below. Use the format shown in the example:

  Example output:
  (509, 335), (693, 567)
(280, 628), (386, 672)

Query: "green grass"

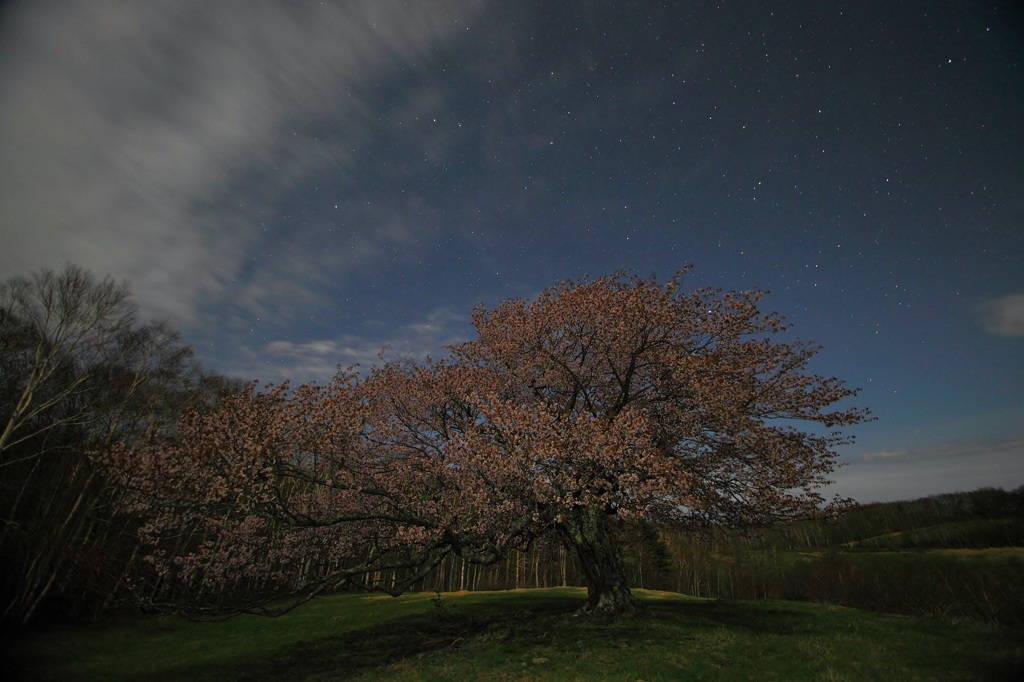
(926, 547), (1024, 562)
(772, 546), (1024, 567)
(10, 588), (1023, 681)
(842, 519), (1024, 550)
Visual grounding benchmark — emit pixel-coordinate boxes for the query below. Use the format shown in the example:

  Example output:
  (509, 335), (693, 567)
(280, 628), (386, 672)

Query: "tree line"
(412, 486), (1024, 625)
(0, 264), (243, 625)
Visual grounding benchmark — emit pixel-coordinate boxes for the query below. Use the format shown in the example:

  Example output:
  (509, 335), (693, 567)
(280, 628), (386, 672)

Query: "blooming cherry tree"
(95, 270), (868, 615)
(444, 269), (868, 611)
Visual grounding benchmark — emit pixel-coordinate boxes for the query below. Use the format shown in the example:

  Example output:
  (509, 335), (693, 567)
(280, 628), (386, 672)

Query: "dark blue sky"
(2, 1), (1022, 501)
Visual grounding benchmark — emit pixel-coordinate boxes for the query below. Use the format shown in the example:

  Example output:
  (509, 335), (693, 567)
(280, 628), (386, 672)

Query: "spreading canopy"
(452, 268), (866, 527)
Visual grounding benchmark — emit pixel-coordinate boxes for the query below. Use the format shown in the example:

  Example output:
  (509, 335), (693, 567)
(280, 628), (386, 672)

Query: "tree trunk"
(559, 545), (567, 587)
(561, 507), (639, 614)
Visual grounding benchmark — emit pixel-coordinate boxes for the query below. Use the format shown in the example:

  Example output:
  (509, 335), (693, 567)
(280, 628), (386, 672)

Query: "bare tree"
(0, 264), (135, 462)
(0, 264), (243, 624)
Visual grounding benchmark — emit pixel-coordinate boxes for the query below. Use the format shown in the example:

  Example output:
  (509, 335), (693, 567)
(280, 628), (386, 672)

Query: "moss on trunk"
(560, 506), (640, 614)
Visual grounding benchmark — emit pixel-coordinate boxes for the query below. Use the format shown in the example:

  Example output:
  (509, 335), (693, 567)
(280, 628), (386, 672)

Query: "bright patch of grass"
(844, 518), (1024, 550)
(11, 588), (1023, 681)
(929, 546), (1024, 562)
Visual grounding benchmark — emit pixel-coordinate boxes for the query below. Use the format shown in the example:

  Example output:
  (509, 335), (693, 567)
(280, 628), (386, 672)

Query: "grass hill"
(9, 487), (1024, 679)
(9, 588), (1023, 681)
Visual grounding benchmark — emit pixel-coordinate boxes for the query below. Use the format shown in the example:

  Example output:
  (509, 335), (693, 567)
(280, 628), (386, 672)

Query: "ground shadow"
(159, 595), (581, 681)
(647, 599), (810, 635)
(160, 595), (821, 680)
(16, 592), (1021, 680)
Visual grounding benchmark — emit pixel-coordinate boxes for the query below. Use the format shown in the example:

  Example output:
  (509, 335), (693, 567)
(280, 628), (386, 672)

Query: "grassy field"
(9, 588), (1023, 681)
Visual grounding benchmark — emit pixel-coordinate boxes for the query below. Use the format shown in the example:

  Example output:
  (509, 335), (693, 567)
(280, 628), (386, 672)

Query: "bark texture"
(561, 507), (639, 613)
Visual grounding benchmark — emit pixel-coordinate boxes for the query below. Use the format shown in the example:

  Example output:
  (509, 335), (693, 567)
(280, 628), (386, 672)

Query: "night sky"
(2, 1), (1022, 502)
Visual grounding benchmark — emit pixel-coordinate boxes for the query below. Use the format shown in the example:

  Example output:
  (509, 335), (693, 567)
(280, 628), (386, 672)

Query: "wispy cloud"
(860, 432), (1024, 463)
(824, 430), (1024, 502)
(978, 294), (1024, 338)
(0, 0), (481, 324)
(827, 450), (1024, 503)
(225, 307), (473, 384)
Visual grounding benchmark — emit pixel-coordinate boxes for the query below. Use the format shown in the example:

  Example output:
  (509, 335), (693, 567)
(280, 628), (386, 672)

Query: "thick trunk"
(561, 507), (639, 614)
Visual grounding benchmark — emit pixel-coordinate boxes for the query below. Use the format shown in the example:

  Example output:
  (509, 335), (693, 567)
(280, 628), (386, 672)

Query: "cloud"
(0, 0), (482, 325)
(225, 307), (473, 385)
(826, 449), (1024, 503)
(824, 431), (1024, 502)
(860, 432), (1024, 463)
(978, 294), (1024, 338)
